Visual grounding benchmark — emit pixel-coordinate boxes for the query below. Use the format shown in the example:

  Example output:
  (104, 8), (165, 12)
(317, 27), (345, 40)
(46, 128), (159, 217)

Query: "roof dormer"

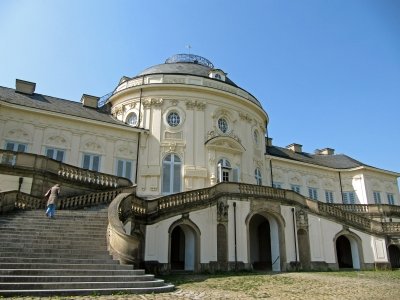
(209, 69), (226, 82)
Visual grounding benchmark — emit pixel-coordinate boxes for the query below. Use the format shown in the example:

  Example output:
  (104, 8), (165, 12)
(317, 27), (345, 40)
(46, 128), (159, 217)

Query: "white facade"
(1, 54), (400, 272)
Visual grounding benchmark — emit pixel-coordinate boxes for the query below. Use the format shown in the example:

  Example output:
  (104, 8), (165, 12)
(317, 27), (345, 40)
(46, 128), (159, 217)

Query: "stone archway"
(335, 233), (362, 270)
(388, 245), (400, 269)
(169, 219), (200, 272)
(247, 212), (283, 271)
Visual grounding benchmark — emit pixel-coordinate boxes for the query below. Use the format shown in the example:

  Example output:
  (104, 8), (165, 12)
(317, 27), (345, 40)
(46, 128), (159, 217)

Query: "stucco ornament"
(296, 209), (309, 230)
(217, 200), (229, 222)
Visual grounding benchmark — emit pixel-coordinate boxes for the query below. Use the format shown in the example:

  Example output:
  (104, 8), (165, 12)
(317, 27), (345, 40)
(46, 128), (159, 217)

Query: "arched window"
(162, 154), (181, 194)
(255, 168), (262, 186)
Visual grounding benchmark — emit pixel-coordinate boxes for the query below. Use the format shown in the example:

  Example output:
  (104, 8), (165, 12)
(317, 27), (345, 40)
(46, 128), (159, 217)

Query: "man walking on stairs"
(45, 183), (60, 219)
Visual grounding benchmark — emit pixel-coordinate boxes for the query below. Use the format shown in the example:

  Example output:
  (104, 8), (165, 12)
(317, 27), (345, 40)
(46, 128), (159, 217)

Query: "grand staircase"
(0, 205), (174, 296)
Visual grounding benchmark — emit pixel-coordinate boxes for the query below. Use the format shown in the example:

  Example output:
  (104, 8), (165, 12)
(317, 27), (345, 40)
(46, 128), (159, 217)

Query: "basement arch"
(334, 230), (363, 270)
(246, 210), (286, 272)
(388, 244), (400, 269)
(168, 217), (200, 272)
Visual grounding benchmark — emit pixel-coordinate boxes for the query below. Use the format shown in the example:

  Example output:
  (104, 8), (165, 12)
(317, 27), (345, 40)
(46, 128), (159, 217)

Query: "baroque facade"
(1, 54), (400, 273)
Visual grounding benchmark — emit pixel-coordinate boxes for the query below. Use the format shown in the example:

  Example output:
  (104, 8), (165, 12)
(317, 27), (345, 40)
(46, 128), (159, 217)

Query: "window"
(215, 73), (222, 80)
(217, 158), (232, 182)
(325, 190), (334, 203)
(373, 191), (382, 204)
(273, 182), (283, 189)
(82, 153), (101, 172)
(116, 159), (134, 181)
(5, 141), (27, 152)
(167, 112), (180, 127)
(342, 191), (355, 204)
(126, 112), (138, 126)
(253, 130), (259, 145)
(46, 148), (65, 162)
(255, 168), (262, 185)
(162, 154), (181, 194)
(291, 185), (300, 193)
(387, 193), (395, 205)
(217, 118), (228, 133)
(308, 187), (318, 200)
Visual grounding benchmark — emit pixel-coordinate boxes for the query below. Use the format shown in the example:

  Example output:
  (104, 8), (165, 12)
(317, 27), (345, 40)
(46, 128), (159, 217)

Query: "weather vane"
(186, 44), (192, 55)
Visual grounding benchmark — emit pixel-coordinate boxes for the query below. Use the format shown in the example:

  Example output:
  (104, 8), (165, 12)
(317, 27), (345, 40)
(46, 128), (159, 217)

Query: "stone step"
(0, 247), (109, 255)
(0, 205), (174, 296)
(0, 284), (175, 297)
(0, 279), (167, 290)
(0, 240), (107, 246)
(0, 269), (145, 276)
(0, 263), (133, 270)
(0, 274), (151, 283)
(0, 257), (119, 265)
(0, 252), (112, 259)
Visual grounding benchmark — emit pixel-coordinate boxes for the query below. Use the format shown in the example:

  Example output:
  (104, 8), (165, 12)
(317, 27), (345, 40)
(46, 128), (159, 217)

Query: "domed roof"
(137, 54), (238, 87)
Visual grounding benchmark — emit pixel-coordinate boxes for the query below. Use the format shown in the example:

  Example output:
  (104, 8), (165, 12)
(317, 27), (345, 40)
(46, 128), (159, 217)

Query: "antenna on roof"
(186, 44), (192, 55)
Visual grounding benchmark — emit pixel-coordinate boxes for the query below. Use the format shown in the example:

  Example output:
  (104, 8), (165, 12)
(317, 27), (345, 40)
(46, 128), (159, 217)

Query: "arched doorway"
(388, 245), (400, 269)
(248, 213), (281, 271)
(336, 235), (361, 269)
(170, 224), (198, 271)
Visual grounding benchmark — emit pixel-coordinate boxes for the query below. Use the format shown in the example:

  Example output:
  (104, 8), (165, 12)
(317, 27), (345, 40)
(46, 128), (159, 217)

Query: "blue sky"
(1, 0), (399, 174)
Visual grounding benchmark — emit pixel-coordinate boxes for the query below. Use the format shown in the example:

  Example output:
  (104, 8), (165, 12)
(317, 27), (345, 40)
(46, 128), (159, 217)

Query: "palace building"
(1, 54), (400, 273)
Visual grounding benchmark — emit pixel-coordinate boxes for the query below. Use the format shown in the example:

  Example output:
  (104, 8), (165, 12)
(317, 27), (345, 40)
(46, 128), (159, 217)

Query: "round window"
(127, 112), (138, 126)
(167, 112), (180, 127)
(218, 118), (228, 133)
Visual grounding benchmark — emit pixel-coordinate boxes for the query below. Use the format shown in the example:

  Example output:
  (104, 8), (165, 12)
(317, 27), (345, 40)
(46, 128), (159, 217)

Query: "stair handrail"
(0, 149), (132, 192)
(107, 190), (143, 266)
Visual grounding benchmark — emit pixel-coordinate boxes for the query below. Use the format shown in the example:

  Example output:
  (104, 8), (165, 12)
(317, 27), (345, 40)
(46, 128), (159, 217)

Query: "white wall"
(228, 200), (250, 263)
(0, 174), (32, 194)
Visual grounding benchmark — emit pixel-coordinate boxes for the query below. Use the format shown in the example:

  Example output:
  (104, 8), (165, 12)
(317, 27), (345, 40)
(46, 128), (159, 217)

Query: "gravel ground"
(6, 271), (400, 300)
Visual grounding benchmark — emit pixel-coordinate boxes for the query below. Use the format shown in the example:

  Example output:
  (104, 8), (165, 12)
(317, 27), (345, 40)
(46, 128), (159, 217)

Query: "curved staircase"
(0, 205), (174, 296)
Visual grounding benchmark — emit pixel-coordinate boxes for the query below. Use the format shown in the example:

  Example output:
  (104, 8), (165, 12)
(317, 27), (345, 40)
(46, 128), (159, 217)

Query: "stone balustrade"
(0, 150), (131, 198)
(332, 203), (400, 217)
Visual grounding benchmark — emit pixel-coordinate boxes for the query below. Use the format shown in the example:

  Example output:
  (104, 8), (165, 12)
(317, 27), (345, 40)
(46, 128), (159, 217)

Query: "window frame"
(255, 168), (262, 186)
(126, 112), (138, 126)
(217, 118), (229, 133)
(116, 158), (135, 181)
(82, 153), (101, 172)
(45, 147), (65, 162)
(387, 193), (395, 205)
(291, 185), (301, 194)
(162, 153), (182, 194)
(373, 191), (382, 204)
(342, 191), (356, 204)
(4, 140), (28, 153)
(167, 111), (181, 127)
(308, 187), (318, 200)
(325, 190), (334, 203)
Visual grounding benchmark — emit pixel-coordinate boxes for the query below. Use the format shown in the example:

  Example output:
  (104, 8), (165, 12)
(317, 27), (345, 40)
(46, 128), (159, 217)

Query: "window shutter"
(232, 168), (239, 182)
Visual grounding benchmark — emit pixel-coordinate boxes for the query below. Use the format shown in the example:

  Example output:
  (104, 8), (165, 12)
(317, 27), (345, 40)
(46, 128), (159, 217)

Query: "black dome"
(137, 54), (238, 87)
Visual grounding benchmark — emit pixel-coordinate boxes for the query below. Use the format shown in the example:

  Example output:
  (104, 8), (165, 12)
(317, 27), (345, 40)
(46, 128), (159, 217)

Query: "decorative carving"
(83, 141), (102, 153)
(296, 209), (309, 230)
(206, 130), (242, 144)
(170, 99), (179, 106)
(217, 201), (229, 222)
(143, 98), (164, 108)
(164, 77), (185, 84)
(47, 135), (67, 147)
(6, 129), (29, 140)
(239, 112), (252, 123)
(186, 100), (206, 111)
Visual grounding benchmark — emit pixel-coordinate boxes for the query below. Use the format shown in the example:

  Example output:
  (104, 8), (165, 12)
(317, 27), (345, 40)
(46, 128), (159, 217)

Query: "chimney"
(316, 148), (335, 155)
(80, 94), (99, 109)
(266, 137), (273, 146)
(286, 143), (302, 153)
(15, 79), (36, 95)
